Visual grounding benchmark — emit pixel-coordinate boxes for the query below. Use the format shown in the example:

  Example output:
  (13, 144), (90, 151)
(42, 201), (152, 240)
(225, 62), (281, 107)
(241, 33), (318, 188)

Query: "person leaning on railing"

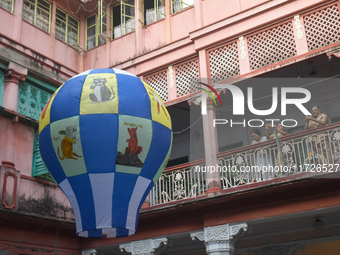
(305, 105), (332, 164)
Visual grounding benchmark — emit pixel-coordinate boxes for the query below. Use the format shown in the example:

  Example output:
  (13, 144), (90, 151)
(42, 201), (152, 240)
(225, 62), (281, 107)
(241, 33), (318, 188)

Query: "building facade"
(1, 0), (340, 254)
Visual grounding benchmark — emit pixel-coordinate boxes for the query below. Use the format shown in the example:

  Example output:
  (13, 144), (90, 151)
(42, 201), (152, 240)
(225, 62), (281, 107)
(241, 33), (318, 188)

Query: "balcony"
(149, 122), (340, 206)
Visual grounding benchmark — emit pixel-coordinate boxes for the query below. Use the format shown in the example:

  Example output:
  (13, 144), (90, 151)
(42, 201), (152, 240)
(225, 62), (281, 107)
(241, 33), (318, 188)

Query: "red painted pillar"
(3, 63), (27, 112)
(2, 63), (27, 167)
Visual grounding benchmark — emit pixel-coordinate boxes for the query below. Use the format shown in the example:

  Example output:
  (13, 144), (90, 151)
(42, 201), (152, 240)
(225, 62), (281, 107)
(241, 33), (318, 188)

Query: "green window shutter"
(0, 71), (4, 106)
(32, 131), (55, 182)
(32, 131), (46, 176)
(17, 80), (52, 120)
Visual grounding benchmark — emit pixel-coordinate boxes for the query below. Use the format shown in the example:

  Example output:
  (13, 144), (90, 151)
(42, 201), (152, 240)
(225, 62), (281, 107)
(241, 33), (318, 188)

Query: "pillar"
(203, 98), (221, 193)
(82, 249), (97, 255)
(120, 237), (168, 255)
(191, 223), (248, 255)
(197, 49), (221, 193)
(3, 62), (27, 112)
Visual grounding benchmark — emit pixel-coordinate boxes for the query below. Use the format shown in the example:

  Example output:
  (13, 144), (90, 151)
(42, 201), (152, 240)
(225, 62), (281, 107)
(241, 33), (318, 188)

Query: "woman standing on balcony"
(305, 105), (332, 164)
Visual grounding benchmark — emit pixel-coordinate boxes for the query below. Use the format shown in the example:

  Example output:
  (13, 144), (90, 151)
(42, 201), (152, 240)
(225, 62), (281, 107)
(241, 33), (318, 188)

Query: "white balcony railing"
(150, 124), (340, 206)
(218, 124), (340, 189)
(150, 162), (206, 206)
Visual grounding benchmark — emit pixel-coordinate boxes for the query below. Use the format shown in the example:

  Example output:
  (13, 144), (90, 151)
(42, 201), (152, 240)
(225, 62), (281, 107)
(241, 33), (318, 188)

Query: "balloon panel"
(39, 68), (172, 238)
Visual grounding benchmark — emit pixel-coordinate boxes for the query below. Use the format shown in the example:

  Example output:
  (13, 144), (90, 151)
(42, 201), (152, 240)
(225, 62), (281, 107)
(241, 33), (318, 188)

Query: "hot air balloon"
(39, 68), (172, 238)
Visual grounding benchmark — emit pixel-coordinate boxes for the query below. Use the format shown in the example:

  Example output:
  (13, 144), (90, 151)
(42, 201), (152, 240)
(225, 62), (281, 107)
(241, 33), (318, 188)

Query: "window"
(17, 77), (56, 182)
(22, 0), (51, 33)
(55, 8), (79, 48)
(112, 0), (135, 39)
(0, 0), (14, 12)
(171, 0), (193, 14)
(145, 0), (165, 25)
(17, 78), (53, 120)
(86, 14), (106, 50)
(32, 130), (55, 182)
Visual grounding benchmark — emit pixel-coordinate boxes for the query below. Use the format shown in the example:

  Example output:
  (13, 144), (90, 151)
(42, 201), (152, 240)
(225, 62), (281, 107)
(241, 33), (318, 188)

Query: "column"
(12, 0), (24, 40)
(3, 62), (28, 112)
(82, 249), (97, 255)
(191, 223), (248, 255)
(292, 15), (308, 55)
(198, 50), (221, 193)
(120, 237), (168, 255)
(203, 98), (221, 193)
(135, 0), (145, 55)
(165, 0), (172, 43)
(194, 0), (204, 29)
(49, 0), (57, 59)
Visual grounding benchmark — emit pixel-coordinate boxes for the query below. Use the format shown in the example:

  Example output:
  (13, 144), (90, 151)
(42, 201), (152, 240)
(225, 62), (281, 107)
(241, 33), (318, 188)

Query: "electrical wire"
(173, 116), (202, 134)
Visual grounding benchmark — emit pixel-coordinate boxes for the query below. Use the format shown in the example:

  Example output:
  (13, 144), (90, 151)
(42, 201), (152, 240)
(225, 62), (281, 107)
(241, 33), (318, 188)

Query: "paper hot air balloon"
(39, 68), (172, 238)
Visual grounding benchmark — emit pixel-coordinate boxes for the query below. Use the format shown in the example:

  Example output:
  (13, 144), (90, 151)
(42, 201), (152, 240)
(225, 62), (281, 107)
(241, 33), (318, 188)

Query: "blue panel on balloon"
(140, 121), (172, 180)
(68, 174), (96, 231)
(111, 173), (138, 228)
(50, 76), (85, 122)
(39, 126), (67, 183)
(117, 75), (151, 119)
(80, 114), (119, 173)
(89, 68), (116, 75)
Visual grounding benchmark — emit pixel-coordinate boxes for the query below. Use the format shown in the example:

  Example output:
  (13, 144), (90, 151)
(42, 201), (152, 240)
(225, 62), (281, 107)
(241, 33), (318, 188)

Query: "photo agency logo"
(199, 82), (312, 128)
(192, 78), (340, 178)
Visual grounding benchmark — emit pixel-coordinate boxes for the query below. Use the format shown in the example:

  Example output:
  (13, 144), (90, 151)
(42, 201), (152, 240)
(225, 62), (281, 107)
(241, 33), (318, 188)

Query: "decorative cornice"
(191, 223), (248, 243)
(120, 237), (168, 255)
(5, 69), (26, 84)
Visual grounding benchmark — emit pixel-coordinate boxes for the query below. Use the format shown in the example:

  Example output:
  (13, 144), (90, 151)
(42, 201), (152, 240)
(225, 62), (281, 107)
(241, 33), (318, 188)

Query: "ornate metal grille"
(303, 4), (340, 51)
(174, 59), (199, 97)
(247, 22), (297, 71)
(145, 70), (168, 102)
(208, 42), (240, 83)
(18, 81), (52, 120)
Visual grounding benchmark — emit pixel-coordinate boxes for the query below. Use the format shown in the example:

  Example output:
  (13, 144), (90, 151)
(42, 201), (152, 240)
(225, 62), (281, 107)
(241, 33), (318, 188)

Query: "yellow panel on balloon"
(80, 74), (119, 115)
(39, 88), (60, 133)
(143, 82), (171, 130)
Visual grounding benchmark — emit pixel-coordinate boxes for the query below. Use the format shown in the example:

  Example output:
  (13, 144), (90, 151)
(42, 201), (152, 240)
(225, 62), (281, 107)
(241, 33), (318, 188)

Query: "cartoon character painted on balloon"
(89, 78), (115, 103)
(116, 127), (144, 167)
(57, 126), (82, 160)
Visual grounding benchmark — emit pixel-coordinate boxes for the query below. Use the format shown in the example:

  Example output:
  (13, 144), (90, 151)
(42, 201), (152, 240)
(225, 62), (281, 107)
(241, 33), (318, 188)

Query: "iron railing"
(150, 123), (340, 205)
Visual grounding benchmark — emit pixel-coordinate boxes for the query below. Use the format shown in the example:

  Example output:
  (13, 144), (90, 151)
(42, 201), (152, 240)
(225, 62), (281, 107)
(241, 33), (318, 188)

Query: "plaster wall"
(171, 7), (196, 42)
(54, 39), (80, 72)
(202, 0), (241, 26)
(109, 32), (137, 67)
(0, 9), (14, 38)
(0, 115), (35, 176)
(17, 177), (74, 221)
(143, 20), (167, 53)
(20, 21), (51, 57)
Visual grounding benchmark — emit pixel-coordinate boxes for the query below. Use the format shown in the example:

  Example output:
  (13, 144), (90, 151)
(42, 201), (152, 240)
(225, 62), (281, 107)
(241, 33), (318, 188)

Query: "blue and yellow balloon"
(39, 68), (172, 238)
